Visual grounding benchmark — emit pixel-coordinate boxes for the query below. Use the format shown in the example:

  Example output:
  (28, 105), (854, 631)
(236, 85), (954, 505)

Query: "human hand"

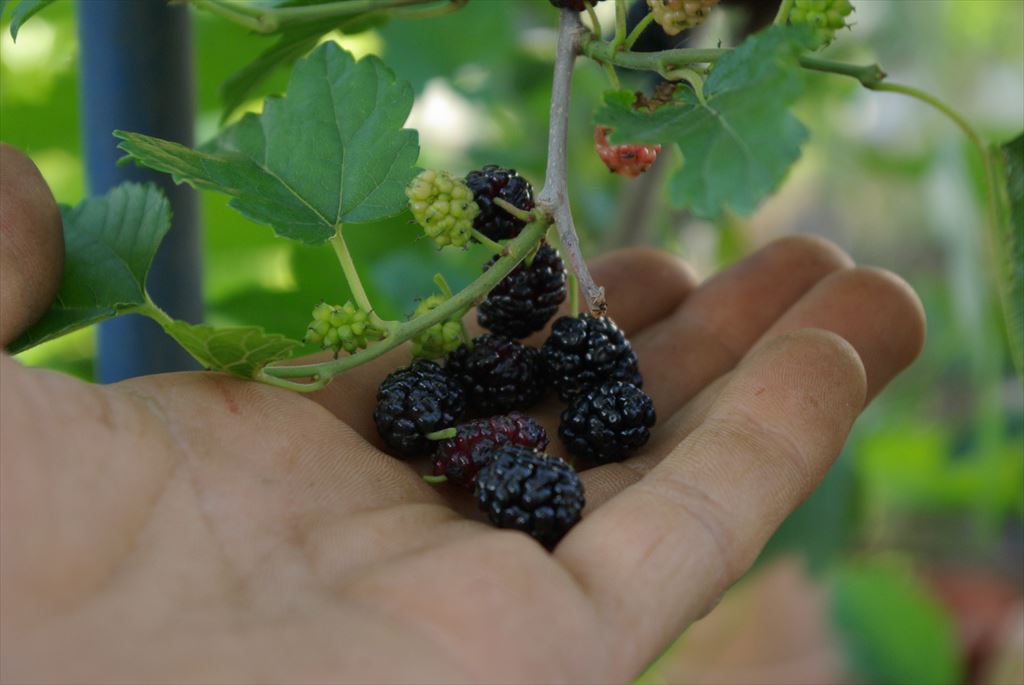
(0, 143), (925, 683)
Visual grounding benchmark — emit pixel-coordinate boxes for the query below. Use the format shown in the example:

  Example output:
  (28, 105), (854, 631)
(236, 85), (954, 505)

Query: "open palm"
(1, 147), (924, 683)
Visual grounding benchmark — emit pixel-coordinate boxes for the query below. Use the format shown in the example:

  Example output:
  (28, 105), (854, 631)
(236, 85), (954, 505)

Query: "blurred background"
(2, 1), (1021, 683)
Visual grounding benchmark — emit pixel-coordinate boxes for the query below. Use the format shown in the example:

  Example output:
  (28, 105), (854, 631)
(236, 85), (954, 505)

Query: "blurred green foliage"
(830, 557), (962, 685)
(1, 2), (1021, 682)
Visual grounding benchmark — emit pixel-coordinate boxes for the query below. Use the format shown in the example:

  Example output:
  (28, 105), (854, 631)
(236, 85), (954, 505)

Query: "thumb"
(0, 143), (64, 348)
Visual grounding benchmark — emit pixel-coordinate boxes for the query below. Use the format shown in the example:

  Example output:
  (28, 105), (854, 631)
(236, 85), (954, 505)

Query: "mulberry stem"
(537, 9), (607, 315)
(426, 428), (457, 440)
(261, 218), (549, 386)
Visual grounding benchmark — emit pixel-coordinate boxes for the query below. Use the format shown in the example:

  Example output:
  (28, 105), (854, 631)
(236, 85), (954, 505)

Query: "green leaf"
(117, 41), (419, 244)
(830, 559), (962, 685)
(993, 133), (1024, 375)
(8, 0), (55, 41)
(159, 320), (301, 379)
(8, 183), (171, 354)
(594, 26), (810, 219)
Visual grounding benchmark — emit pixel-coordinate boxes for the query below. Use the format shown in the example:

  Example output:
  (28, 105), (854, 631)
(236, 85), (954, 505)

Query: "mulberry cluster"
(475, 446), (585, 549)
(304, 301), (384, 355)
(445, 334), (546, 415)
(646, 0), (719, 36)
(432, 413), (548, 488)
(372, 162), (660, 548)
(477, 243), (567, 339)
(373, 360), (466, 458)
(406, 169), (480, 249)
(540, 313), (642, 401)
(410, 293), (468, 360)
(790, 0), (854, 48)
(464, 165), (535, 241)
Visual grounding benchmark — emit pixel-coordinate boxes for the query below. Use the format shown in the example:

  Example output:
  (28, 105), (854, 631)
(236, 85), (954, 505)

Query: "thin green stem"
(797, 55), (886, 87)
(869, 81), (1001, 303)
(624, 12), (656, 50)
(389, 0), (467, 20)
(803, 58), (1013, 371)
(330, 226), (388, 329)
(611, 0), (628, 49)
(524, 240), (541, 268)
(267, 0), (424, 23)
(493, 197), (534, 223)
(263, 218), (549, 384)
(580, 33), (728, 72)
(471, 229), (507, 257)
(773, 0), (795, 25)
(583, 0), (602, 37)
(191, 0), (266, 32)
(793, 58), (992, 227)
(256, 371), (330, 392)
(199, 0), (434, 32)
(133, 296), (175, 329)
(426, 427), (457, 440)
(432, 273), (454, 299)
(422, 475), (449, 484)
(431, 274), (472, 349)
(869, 82), (986, 153)
(568, 272), (579, 316)
(665, 68), (706, 103)
(602, 61), (622, 90)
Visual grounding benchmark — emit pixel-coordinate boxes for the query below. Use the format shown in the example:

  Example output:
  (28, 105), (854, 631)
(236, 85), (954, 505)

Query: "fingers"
(306, 246), (699, 442)
(579, 264), (926, 507)
(633, 235), (853, 418)
(555, 330), (867, 679)
(0, 143), (64, 347)
(753, 266), (926, 401)
(523, 245), (699, 344)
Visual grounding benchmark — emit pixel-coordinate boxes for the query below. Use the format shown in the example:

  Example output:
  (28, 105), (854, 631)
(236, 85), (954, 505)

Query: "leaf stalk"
(330, 225), (389, 329)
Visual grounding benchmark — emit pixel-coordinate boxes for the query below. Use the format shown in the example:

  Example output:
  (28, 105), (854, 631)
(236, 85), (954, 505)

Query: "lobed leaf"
(159, 320), (301, 379)
(117, 41), (420, 244)
(8, 183), (171, 353)
(594, 26), (811, 219)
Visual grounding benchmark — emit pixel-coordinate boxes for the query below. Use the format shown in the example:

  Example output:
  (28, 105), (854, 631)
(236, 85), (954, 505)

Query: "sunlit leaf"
(159, 320), (301, 379)
(117, 42), (419, 244)
(594, 26), (811, 219)
(8, 183), (171, 353)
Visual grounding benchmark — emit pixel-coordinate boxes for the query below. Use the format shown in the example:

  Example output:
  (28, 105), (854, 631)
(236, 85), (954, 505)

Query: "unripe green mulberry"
(790, 0), (854, 48)
(304, 301), (384, 355)
(410, 293), (467, 359)
(406, 169), (480, 249)
(646, 0), (719, 36)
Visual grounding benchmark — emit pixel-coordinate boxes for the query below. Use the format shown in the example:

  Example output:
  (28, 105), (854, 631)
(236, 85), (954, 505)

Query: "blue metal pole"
(78, 0), (203, 382)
